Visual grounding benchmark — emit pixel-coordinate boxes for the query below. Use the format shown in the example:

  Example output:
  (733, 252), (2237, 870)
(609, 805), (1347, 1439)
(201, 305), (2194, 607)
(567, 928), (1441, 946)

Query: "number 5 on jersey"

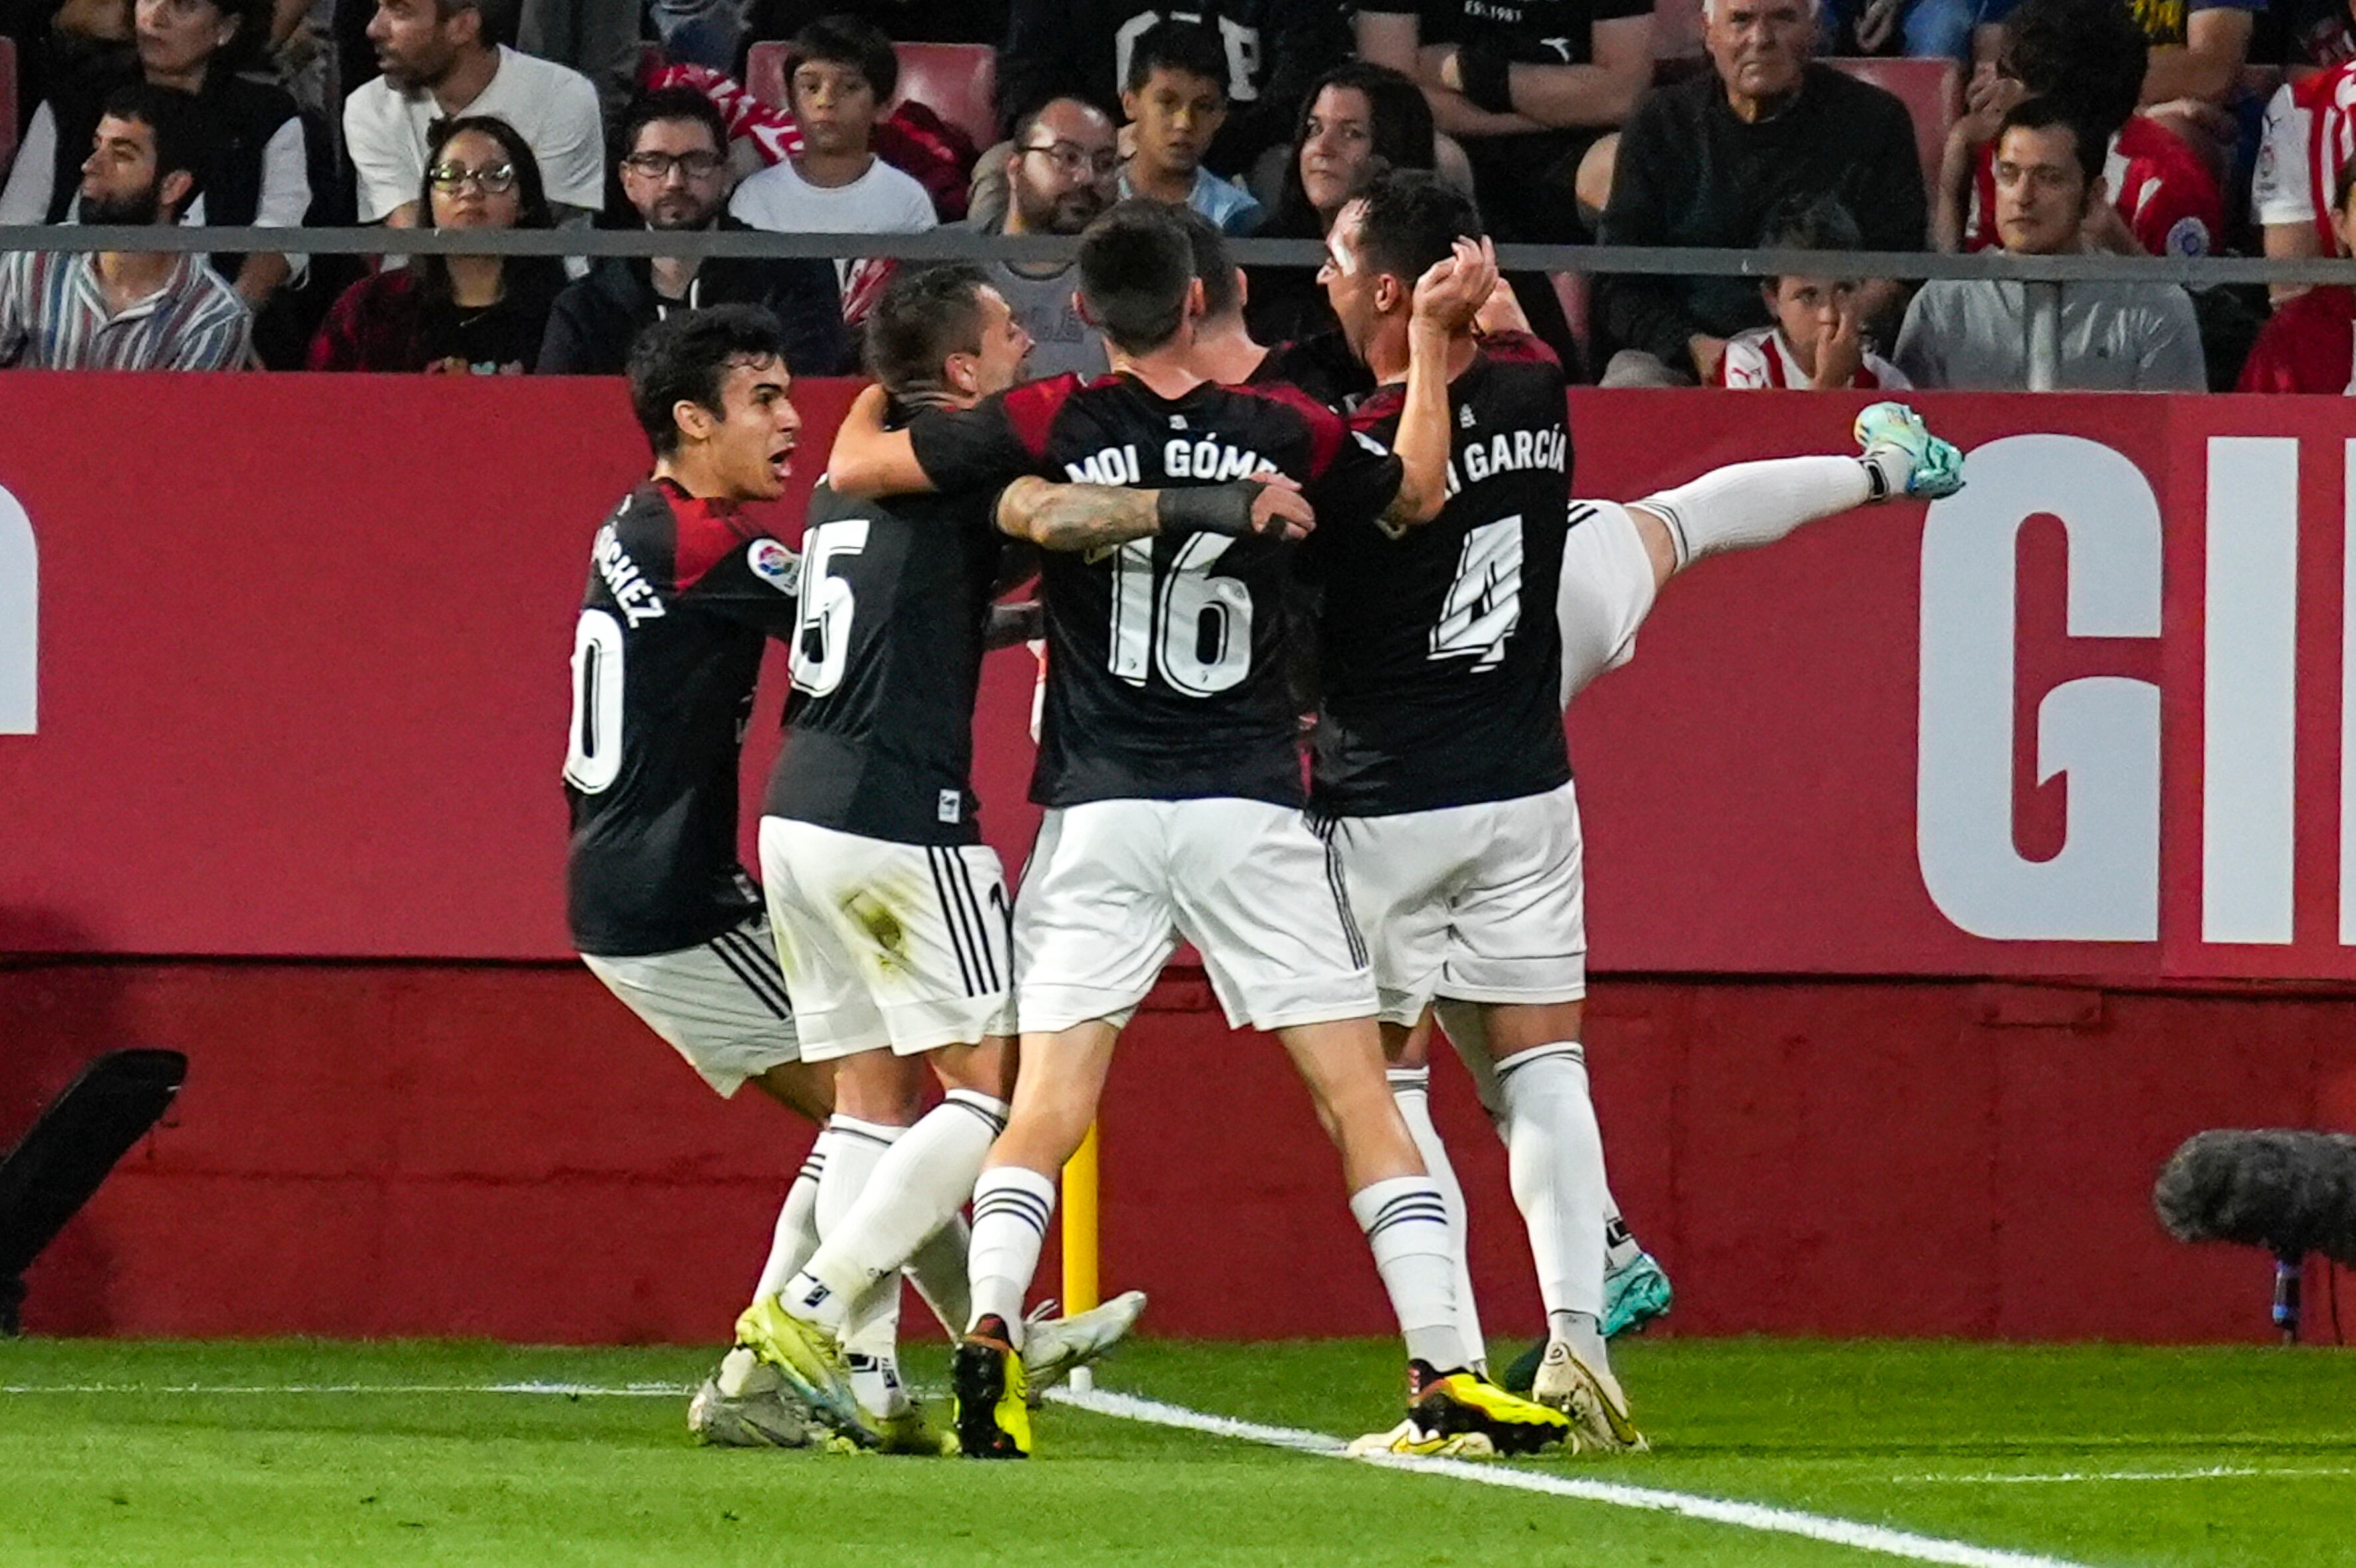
(793, 518), (869, 698)
(1107, 535), (1254, 696)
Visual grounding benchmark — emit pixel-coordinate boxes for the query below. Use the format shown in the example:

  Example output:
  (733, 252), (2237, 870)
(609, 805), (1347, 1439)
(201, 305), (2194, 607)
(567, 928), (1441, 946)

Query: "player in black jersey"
(828, 199), (1574, 1460)
(734, 265), (1277, 1444)
(1313, 176), (1968, 1453)
(565, 305), (980, 1450)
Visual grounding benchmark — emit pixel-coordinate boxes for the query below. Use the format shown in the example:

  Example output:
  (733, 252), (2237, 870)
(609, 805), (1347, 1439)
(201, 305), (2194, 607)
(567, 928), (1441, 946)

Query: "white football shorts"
(1014, 797), (1379, 1035)
(1558, 499), (1661, 707)
(757, 816), (1016, 1061)
(1328, 779), (1589, 1027)
(580, 914), (800, 1097)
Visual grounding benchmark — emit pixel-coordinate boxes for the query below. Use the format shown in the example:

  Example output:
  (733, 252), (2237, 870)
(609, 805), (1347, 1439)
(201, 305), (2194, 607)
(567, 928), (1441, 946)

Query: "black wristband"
(1459, 39), (1514, 116)
(1156, 480), (1263, 537)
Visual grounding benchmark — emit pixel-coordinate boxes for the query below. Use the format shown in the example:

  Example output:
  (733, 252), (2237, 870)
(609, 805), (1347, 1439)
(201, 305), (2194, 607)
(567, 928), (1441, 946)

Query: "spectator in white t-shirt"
(728, 15), (937, 324)
(342, 0), (606, 226)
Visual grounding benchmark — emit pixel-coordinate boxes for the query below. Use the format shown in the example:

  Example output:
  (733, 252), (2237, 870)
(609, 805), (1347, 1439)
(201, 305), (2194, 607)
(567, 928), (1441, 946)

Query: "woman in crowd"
(0, 0), (313, 309)
(309, 117), (567, 374)
(1244, 60), (1435, 348)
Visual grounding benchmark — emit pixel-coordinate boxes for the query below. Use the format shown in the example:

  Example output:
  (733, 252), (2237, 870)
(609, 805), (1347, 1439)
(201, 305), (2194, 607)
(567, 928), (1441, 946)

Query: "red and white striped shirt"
(0, 249), (249, 370)
(2236, 285), (2356, 393)
(1968, 116), (2222, 259)
(1718, 325), (1907, 390)
(2254, 63), (2356, 251)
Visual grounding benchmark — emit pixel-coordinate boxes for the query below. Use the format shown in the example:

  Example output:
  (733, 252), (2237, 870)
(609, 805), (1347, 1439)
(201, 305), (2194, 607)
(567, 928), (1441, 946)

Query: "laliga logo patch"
(2165, 217), (2208, 258)
(748, 538), (801, 596)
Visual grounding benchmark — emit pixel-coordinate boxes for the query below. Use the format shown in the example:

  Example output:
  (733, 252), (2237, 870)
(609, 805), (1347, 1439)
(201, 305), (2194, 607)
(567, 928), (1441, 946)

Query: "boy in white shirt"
(1719, 197), (1908, 391)
(342, 0), (605, 225)
(729, 15), (938, 323)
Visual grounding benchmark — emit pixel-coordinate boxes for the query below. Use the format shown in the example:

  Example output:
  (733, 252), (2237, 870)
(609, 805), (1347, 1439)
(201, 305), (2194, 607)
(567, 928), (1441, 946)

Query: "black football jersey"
(1307, 332), (1575, 817)
(908, 371), (1405, 808)
(564, 479), (802, 956)
(765, 479), (1009, 845)
(1251, 332), (1374, 410)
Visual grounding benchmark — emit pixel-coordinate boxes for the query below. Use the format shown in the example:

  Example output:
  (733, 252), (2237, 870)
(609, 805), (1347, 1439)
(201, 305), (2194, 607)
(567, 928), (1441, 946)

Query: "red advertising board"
(0, 376), (2349, 981)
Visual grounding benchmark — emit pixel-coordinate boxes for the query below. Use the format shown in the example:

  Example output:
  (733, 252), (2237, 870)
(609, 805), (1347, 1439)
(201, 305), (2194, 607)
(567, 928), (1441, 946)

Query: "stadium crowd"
(0, 0), (2350, 386)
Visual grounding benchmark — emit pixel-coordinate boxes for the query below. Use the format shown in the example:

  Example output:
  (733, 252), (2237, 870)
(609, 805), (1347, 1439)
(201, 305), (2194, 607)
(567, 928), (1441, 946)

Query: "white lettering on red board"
(0, 483), (32, 735)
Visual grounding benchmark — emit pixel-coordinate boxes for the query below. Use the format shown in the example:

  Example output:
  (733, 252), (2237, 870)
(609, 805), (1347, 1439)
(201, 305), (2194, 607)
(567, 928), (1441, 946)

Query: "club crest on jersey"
(592, 522), (666, 627)
(747, 538), (800, 596)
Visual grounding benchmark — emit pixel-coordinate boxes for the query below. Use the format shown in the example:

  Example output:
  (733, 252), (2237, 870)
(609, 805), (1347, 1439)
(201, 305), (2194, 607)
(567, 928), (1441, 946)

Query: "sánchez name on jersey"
(1308, 330), (1575, 817)
(907, 371), (1405, 809)
(765, 479), (1009, 846)
(564, 479), (801, 957)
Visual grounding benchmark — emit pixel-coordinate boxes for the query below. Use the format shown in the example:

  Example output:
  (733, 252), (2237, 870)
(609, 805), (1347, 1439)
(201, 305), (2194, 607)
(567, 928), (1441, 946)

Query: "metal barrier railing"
(11, 225), (2356, 389)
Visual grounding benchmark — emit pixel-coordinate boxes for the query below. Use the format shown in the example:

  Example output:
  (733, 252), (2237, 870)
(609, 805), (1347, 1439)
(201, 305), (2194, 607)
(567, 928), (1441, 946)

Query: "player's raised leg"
(1559, 403), (1966, 704)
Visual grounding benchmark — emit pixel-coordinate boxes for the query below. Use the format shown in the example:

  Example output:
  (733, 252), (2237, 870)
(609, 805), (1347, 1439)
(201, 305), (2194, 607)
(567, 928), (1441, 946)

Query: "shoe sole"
(1603, 1265), (1673, 1339)
(1532, 1349), (1648, 1454)
(951, 1338), (1029, 1459)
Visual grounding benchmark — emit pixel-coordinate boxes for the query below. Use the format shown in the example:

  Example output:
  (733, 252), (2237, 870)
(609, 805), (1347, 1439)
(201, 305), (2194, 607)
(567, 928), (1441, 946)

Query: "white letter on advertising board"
(1917, 434), (2160, 941)
(2202, 438), (2299, 944)
(0, 484), (32, 734)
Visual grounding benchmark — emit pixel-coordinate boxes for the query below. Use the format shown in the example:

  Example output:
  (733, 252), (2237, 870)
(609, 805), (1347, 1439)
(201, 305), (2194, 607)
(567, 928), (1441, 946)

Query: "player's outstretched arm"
(1382, 238), (1498, 531)
(994, 475), (1315, 553)
(825, 383), (936, 497)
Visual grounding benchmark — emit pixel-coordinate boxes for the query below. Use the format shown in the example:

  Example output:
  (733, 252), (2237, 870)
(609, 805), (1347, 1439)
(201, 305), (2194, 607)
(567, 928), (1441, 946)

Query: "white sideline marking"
(1047, 1386), (2099, 1568)
(1905, 1466), (2356, 1485)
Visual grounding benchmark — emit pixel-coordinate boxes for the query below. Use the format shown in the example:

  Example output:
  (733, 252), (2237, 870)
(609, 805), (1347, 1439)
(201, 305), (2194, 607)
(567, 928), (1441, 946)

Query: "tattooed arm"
(993, 475), (1316, 553)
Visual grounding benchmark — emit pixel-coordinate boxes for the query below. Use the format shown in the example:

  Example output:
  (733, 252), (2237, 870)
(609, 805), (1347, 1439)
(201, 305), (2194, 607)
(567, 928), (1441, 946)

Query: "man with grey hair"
(1593, 0), (1926, 385)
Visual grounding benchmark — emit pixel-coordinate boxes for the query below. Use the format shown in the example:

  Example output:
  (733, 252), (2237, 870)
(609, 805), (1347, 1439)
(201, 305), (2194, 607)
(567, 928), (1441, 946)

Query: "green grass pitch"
(2, 1336), (2352, 1566)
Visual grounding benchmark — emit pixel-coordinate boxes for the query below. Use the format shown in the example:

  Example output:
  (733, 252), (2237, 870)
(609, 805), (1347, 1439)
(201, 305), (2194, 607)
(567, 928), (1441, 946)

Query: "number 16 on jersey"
(1105, 536), (1254, 697)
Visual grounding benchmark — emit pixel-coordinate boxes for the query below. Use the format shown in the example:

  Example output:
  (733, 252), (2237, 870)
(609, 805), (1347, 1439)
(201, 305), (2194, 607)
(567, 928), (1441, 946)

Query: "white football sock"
(844, 1283), (909, 1419)
(1387, 1067), (1486, 1374)
(1604, 1195), (1643, 1273)
(1349, 1174), (1469, 1374)
(1496, 1042), (1608, 1333)
(751, 1137), (827, 1303)
(787, 1114), (900, 1330)
(785, 1090), (1009, 1333)
(967, 1165), (1057, 1350)
(904, 1212), (972, 1338)
(1640, 456), (1875, 570)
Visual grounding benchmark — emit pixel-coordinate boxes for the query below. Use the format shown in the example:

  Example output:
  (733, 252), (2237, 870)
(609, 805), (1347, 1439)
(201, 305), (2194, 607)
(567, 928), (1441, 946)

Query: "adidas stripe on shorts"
(580, 913), (800, 1096)
(757, 815), (1016, 1060)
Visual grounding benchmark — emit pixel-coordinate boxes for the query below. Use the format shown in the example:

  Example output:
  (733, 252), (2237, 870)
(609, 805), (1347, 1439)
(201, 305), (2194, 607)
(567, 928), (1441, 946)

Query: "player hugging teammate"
(564, 186), (1967, 1460)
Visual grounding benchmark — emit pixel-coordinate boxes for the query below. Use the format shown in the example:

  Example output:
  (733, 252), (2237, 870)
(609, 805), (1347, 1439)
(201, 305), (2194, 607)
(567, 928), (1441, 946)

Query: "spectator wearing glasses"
(1895, 99), (2204, 390)
(309, 115), (567, 372)
(993, 0), (1349, 179)
(729, 15), (938, 326)
(0, 82), (251, 370)
(1117, 19), (1263, 234)
(0, 0), (314, 310)
(342, 0), (605, 227)
(539, 89), (853, 377)
(967, 94), (1119, 380)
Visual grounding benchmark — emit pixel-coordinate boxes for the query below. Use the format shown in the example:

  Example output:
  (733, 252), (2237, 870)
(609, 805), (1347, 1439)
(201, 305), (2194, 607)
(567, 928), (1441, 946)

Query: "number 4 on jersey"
(1430, 515), (1523, 671)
